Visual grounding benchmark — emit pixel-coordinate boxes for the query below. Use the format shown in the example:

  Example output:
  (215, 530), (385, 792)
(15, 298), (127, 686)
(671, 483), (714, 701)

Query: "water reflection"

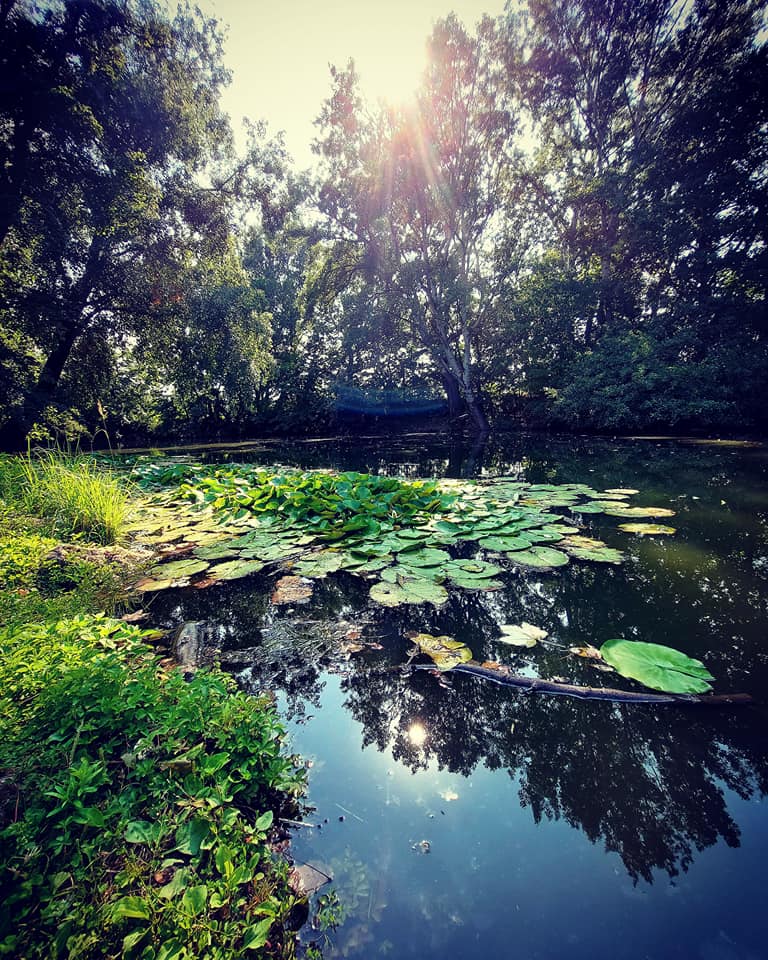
(146, 433), (768, 920)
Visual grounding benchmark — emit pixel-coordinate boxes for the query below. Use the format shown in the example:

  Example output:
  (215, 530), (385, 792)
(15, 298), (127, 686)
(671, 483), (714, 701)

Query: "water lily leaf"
(564, 545), (623, 564)
(499, 623), (548, 647)
(507, 546), (569, 568)
(194, 543), (240, 560)
(293, 552), (344, 579)
(601, 505), (676, 519)
(618, 523), (677, 535)
(571, 502), (606, 514)
(599, 638), (714, 694)
(135, 576), (190, 592)
(396, 547), (451, 567)
(413, 632), (472, 670)
(446, 559), (503, 578)
(369, 578), (448, 607)
(604, 488), (639, 495)
(478, 535), (532, 552)
(150, 558), (209, 579)
(208, 559), (265, 581)
(271, 576), (313, 604)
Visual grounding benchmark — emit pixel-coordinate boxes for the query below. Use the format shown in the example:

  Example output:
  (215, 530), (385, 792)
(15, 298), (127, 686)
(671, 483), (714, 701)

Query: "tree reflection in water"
(152, 560), (768, 885)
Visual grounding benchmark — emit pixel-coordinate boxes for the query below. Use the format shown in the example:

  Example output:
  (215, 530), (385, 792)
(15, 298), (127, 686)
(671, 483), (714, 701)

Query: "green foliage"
(0, 615), (306, 959)
(8, 451), (130, 545)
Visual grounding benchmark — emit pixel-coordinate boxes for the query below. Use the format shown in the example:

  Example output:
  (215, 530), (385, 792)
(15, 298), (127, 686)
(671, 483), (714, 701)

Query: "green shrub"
(0, 615), (307, 959)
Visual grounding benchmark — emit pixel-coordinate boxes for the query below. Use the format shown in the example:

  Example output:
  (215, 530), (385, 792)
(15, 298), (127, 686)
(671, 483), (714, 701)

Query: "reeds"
(5, 449), (129, 545)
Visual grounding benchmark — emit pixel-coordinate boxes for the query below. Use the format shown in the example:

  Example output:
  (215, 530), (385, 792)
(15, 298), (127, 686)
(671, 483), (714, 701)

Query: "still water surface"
(148, 433), (768, 960)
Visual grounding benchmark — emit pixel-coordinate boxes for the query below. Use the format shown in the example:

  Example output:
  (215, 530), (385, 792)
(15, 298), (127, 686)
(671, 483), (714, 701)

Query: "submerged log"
(412, 662), (753, 707)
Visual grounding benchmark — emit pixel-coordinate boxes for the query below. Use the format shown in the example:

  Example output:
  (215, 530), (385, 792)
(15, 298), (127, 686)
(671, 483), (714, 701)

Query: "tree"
(313, 15), (519, 433)
(0, 0), (286, 448)
(497, 0), (768, 429)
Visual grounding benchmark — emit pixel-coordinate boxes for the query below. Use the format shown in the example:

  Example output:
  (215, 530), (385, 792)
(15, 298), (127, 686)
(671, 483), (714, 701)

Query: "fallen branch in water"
(412, 662), (753, 707)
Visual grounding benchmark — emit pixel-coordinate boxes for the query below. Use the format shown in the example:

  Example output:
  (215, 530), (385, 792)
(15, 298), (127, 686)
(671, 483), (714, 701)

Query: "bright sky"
(197, 0), (507, 171)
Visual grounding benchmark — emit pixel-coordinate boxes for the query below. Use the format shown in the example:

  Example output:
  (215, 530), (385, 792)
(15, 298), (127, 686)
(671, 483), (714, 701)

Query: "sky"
(196, 0), (507, 170)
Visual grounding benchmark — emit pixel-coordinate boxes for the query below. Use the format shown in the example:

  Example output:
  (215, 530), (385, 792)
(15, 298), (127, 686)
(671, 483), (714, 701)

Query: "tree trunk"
(0, 323), (82, 450)
(441, 372), (462, 418)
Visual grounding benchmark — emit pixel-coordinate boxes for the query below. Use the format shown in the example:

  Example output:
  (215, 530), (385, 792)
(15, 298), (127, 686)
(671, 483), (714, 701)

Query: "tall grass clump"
(15, 450), (130, 544)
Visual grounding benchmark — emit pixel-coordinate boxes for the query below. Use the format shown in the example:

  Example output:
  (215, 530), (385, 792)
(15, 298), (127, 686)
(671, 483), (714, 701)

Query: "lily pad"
(618, 523), (676, 536)
(413, 633), (472, 671)
(135, 576), (190, 593)
(564, 545), (623, 564)
(599, 638), (714, 694)
(604, 488), (639, 495)
(149, 558), (209, 579)
(507, 546), (569, 568)
(369, 578), (448, 607)
(601, 505), (676, 519)
(208, 559), (265, 582)
(498, 623), (548, 647)
(293, 552), (345, 579)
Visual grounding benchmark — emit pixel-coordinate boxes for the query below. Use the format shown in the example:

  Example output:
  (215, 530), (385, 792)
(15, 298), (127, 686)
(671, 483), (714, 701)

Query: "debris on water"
(412, 839), (431, 854)
(271, 575), (314, 605)
(439, 789), (459, 802)
(335, 803), (365, 822)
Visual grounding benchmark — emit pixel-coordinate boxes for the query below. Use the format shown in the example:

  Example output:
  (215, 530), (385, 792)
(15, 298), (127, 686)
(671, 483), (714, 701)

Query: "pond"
(142, 432), (768, 960)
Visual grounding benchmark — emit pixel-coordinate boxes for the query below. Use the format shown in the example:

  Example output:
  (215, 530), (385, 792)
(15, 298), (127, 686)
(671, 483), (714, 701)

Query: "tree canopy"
(1, 0), (767, 446)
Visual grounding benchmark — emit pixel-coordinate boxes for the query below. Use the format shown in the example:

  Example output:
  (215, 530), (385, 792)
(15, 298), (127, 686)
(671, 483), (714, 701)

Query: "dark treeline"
(1, 0), (767, 448)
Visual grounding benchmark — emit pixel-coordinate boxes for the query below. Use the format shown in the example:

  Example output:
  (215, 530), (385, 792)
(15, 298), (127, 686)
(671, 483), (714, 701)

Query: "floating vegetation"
(599, 638), (714, 694)
(122, 462), (679, 608)
(498, 623), (548, 647)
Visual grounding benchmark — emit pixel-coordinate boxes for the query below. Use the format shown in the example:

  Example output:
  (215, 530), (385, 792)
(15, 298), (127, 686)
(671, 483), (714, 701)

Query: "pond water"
(145, 432), (768, 960)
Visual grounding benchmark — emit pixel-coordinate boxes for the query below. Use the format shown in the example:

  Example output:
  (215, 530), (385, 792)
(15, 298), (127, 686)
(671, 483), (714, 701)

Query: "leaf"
(369, 578), (448, 607)
(122, 929), (148, 953)
(507, 546), (569, 568)
(254, 810), (273, 831)
(293, 551), (344, 579)
(604, 488), (639, 495)
(149, 558), (209, 579)
(112, 896), (151, 921)
(207, 559), (264, 582)
(599, 638), (714, 694)
(181, 885), (207, 917)
(601, 505), (676, 519)
(271, 575), (313, 604)
(242, 918), (273, 951)
(413, 632), (472, 670)
(618, 523), (676, 536)
(175, 817), (211, 856)
(564, 545), (624, 564)
(568, 645), (603, 660)
(125, 820), (162, 845)
(498, 623), (548, 647)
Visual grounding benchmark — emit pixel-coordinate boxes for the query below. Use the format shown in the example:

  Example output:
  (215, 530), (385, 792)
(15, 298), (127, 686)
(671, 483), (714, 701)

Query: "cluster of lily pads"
(126, 463), (676, 605)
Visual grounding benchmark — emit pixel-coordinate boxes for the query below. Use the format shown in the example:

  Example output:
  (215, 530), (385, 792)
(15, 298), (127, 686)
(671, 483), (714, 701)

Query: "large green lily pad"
(149, 558), (209, 579)
(208, 559), (265, 582)
(369, 577), (448, 607)
(599, 638), (714, 694)
(507, 546), (569, 568)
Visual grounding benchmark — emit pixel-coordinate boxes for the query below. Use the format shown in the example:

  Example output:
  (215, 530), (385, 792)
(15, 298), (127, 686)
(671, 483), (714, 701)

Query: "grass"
(0, 449), (130, 545)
